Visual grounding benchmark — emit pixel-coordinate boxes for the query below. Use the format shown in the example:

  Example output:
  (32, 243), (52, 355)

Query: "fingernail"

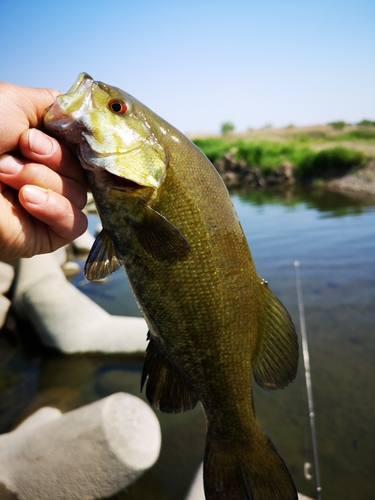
(22, 185), (49, 205)
(28, 129), (54, 156)
(0, 154), (23, 174)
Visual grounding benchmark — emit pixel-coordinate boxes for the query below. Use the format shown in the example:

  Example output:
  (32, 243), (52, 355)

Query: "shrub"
(342, 129), (375, 140)
(297, 147), (365, 179)
(357, 119), (375, 127)
(328, 121), (347, 130)
(234, 141), (294, 172)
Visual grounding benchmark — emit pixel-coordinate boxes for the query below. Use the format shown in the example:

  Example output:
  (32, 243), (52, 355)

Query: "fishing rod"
(294, 261), (322, 500)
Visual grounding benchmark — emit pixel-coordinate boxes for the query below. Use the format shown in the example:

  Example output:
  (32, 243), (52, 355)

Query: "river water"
(1, 187), (374, 499)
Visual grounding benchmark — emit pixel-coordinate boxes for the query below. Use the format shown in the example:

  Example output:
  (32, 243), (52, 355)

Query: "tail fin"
(203, 429), (297, 500)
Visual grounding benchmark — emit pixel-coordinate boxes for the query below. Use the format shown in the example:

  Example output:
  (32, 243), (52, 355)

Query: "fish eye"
(108, 99), (127, 114)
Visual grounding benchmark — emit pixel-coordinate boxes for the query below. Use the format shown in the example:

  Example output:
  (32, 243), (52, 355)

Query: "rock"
(185, 463), (315, 500)
(71, 229), (96, 254)
(278, 161), (294, 181)
(22, 274), (148, 353)
(220, 152), (237, 172)
(12, 252), (148, 354)
(61, 260), (81, 278)
(0, 393), (161, 500)
(12, 252), (67, 321)
(266, 173), (284, 185)
(221, 171), (241, 188)
(325, 158), (375, 196)
(53, 246), (69, 266)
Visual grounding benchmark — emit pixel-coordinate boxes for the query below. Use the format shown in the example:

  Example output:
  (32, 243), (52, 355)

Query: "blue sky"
(1, 0), (374, 134)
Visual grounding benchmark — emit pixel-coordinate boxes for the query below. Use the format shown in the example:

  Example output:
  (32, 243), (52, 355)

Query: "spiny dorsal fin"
(253, 280), (299, 390)
(141, 334), (198, 413)
(84, 228), (124, 281)
(132, 205), (191, 264)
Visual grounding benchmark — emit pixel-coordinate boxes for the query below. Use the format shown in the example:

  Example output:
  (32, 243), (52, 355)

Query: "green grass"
(192, 137), (367, 180)
(334, 129), (375, 141)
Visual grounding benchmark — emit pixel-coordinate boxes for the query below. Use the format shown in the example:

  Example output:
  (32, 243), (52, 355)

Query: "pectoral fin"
(84, 229), (124, 281)
(253, 280), (299, 390)
(132, 205), (191, 264)
(141, 334), (198, 413)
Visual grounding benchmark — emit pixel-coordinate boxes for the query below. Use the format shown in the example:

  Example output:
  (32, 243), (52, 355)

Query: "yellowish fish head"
(44, 73), (167, 190)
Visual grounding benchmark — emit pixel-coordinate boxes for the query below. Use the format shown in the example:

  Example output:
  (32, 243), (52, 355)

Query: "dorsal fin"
(141, 334), (198, 413)
(84, 228), (124, 281)
(252, 280), (299, 390)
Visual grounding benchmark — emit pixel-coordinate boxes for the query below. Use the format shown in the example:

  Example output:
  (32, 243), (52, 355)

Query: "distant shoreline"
(190, 124), (375, 199)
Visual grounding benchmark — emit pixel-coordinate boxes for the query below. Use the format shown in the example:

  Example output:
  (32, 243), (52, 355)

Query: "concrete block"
(0, 393), (161, 500)
(0, 261), (15, 295)
(12, 252), (148, 354)
(71, 229), (96, 254)
(0, 294), (11, 329)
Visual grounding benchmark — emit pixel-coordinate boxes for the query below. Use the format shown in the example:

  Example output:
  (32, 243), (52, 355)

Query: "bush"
(234, 141), (294, 173)
(297, 147), (365, 179)
(328, 121), (347, 130)
(342, 129), (375, 140)
(357, 119), (375, 127)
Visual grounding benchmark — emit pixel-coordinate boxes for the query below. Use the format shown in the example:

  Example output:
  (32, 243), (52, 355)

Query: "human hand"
(0, 82), (88, 260)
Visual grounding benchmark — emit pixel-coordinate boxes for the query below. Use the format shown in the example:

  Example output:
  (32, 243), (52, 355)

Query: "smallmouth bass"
(44, 73), (299, 500)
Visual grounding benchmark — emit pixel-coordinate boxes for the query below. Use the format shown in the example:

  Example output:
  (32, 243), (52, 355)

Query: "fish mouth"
(110, 173), (142, 191)
(92, 168), (146, 193)
(67, 72), (94, 94)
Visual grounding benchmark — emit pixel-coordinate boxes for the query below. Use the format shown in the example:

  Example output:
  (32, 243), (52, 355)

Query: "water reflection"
(235, 186), (372, 217)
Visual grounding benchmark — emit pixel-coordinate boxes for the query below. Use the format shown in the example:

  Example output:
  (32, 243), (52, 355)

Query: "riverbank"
(191, 123), (375, 197)
(325, 158), (375, 196)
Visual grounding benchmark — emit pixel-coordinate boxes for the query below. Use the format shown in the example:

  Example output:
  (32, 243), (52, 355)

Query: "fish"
(44, 73), (299, 500)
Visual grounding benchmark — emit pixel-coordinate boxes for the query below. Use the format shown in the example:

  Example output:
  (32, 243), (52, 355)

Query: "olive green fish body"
(44, 73), (299, 499)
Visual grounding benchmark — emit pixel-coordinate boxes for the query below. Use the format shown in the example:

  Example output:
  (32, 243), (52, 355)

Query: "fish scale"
(44, 72), (299, 500)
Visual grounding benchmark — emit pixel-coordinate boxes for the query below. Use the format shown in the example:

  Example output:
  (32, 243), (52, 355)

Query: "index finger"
(19, 128), (89, 188)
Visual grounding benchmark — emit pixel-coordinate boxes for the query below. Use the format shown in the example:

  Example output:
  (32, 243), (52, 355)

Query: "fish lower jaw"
(86, 167), (148, 193)
(111, 178), (143, 191)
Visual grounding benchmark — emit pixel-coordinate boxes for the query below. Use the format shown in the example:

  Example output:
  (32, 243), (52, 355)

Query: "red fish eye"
(108, 100), (127, 114)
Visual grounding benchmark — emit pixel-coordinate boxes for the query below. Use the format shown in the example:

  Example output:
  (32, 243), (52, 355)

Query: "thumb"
(22, 86), (61, 129)
(0, 82), (60, 155)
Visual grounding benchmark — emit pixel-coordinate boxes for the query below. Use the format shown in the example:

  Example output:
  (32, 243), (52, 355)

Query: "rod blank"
(294, 261), (322, 500)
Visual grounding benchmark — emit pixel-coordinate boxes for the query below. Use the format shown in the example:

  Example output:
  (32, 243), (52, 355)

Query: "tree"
(221, 122), (235, 135)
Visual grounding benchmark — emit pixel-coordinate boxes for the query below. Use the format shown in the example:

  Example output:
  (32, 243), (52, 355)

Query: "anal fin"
(141, 334), (198, 413)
